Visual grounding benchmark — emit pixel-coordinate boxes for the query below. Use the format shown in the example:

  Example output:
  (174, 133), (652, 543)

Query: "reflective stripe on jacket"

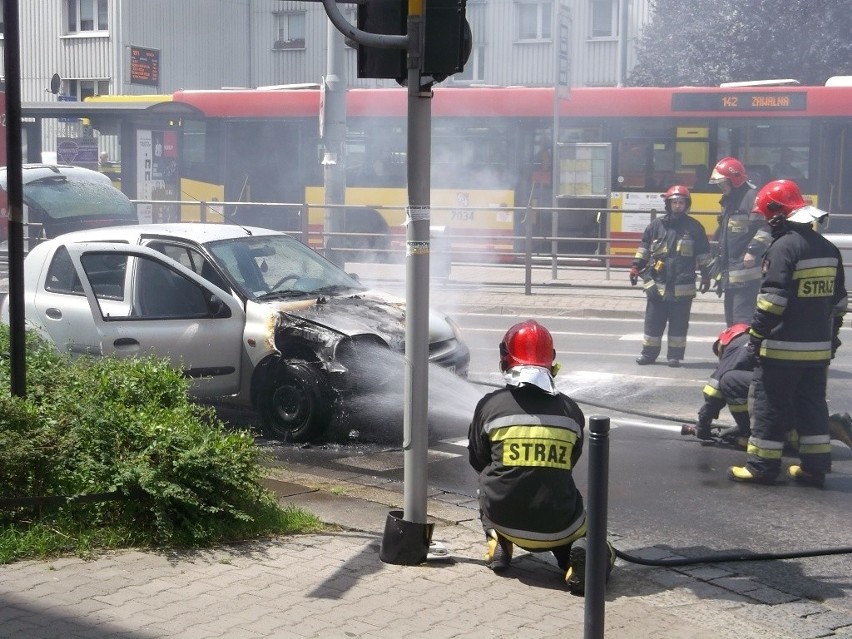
(752, 225), (848, 366)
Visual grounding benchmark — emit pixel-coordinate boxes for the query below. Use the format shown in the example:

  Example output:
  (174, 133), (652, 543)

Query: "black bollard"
(584, 415), (610, 639)
(379, 510), (434, 565)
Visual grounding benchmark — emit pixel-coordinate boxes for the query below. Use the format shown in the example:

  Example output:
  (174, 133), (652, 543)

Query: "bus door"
(819, 120), (852, 233)
(609, 123), (714, 266)
(548, 142), (611, 259)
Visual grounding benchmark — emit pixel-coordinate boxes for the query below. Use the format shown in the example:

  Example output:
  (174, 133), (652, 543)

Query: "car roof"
(0, 163), (115, 186)
(37, 223), (283, 246)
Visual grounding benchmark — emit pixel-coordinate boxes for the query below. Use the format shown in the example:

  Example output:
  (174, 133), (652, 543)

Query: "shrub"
(0, 325), (320, 560)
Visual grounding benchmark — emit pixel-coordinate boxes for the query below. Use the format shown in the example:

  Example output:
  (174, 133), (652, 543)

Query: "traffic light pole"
(322, 21), (347, 267)
(320, 0), (434, 564)
(401, 5), (431, 531)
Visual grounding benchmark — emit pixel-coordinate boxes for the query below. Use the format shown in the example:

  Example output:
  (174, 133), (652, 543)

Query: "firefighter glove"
(699, 276), (711, 294)
(745, 337), (761, 369)
(713, 278), (724, 298)
(629, 265), (640, 286)
(695, 405), (715, 440)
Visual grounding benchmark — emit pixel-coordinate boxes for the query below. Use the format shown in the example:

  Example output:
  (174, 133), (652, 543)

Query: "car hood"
(265, 289), (455, 346)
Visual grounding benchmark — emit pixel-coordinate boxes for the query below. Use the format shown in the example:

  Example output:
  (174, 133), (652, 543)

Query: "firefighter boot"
(727, 465), (777, 485)
(564, 537), (616, 596)
(484, 530), (513, 572)
(787, 465), (826, 488)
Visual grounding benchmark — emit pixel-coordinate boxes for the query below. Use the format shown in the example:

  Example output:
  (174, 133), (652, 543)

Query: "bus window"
(432, 121), (514, 189)
(614, 121), (711, 192)
(182, 119), (217, 181)
(224, 120), (310, 229)
(346, 120), (406, 188)
(715, 119), (811, 189)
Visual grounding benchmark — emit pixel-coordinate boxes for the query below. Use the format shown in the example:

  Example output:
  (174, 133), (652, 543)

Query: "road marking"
(609, 418), (682, 433)
(461, 326), (716, 342)
(444, 437), (469, 447)
(456, 312), (725, 327)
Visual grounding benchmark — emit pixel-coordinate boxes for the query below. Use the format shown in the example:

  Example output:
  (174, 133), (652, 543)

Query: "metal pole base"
(379, 510), (435, 565)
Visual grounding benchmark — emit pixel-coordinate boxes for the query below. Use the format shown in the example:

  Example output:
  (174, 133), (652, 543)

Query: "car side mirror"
(207, 294), (231, 319)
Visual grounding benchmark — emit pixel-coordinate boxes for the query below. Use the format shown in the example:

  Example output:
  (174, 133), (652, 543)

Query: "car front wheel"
(259, 361), (333, 442)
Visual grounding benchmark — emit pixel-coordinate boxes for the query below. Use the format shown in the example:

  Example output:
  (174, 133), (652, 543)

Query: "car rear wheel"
(259, 361), (333, 442)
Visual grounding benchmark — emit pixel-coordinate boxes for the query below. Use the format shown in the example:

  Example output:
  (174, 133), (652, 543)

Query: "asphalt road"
(253, 310), (852, 611)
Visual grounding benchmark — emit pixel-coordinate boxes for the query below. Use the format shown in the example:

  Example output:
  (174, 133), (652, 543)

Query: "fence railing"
(2, 200), (850, 286)
(127, 198), (652, 270)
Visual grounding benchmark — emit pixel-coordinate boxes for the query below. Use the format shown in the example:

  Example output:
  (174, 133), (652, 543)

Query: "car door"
(64, 243), (246, 398)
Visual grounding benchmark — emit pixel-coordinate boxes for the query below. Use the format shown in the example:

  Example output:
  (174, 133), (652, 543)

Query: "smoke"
(329, 343), (484, 444)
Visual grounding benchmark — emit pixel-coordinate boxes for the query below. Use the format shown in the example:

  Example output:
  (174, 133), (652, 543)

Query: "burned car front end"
(205, 231), (469, 441)
(268, 292), (469, 394)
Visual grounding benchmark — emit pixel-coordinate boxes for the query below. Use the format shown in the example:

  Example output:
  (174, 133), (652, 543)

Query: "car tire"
(259, 361), (333, 442)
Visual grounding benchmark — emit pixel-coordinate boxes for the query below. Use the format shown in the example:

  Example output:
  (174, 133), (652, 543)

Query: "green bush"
(0, 326), (320, 561)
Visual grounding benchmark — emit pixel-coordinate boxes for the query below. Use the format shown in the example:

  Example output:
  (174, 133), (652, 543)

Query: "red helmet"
(752, 179), (807, 221)
(712, 323), (750, 357)
(500, 320), (555, 371)
(663, 185), (691, 213)
(710, 157), (749, 188)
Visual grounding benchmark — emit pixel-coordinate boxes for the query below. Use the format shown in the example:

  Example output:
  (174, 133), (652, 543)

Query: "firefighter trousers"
(718, 368), (752, 435)
(640, 296), (693, 361)
(748, 363), (832, 477)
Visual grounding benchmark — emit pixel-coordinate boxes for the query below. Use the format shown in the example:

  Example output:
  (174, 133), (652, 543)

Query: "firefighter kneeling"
(467, 320), (615, 595)
(687, 323), (852, 453)
(692, 323), (754, 445)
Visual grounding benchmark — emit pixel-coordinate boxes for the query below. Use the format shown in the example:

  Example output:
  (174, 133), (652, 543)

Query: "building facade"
(1, 0), (652, 101)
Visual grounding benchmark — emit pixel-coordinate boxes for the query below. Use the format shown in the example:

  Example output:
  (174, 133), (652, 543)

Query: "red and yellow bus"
(83, 82), (852, 260)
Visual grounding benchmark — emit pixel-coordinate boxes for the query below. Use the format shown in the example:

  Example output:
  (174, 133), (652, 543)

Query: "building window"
(0, 0), (5, 37)
(67, 0), (108, 33)
(591, 0), (616, 38)
(517, 2), (552, 41)
(63, 79), (110, 101)
(275, 12), (306, 50)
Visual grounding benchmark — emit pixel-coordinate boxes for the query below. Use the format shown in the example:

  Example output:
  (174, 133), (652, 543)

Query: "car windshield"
(24, 176), (136, 221)
(205, 233), (367, 300)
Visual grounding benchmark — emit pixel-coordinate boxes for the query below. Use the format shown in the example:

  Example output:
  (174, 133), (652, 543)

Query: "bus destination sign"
(672, 92), (807, 112)
(130, 46), (160, 87)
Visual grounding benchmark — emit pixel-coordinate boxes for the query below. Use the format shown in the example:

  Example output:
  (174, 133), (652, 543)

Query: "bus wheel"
(258, 361), (333, 442)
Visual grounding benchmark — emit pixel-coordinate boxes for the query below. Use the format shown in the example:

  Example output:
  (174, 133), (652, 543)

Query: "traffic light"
(357, 0), (471, 83)
(356, 0), (406, 81)
(422, 0), (470, 81)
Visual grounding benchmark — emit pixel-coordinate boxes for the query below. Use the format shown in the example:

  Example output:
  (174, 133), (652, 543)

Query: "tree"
(628, 0), (852, 87)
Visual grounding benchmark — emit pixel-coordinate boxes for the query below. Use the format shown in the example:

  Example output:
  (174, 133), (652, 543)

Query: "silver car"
(0, 164), (138, 241)
(2, 223), (469, 441)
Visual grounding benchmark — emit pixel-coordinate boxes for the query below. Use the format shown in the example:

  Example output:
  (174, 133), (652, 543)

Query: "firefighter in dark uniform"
(709, 157), (773, 326)
(630, 185), (713, 367)
(729, 180), (847, 486)
(694, 323), (753, 444)
(467, 319), (615, 595)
